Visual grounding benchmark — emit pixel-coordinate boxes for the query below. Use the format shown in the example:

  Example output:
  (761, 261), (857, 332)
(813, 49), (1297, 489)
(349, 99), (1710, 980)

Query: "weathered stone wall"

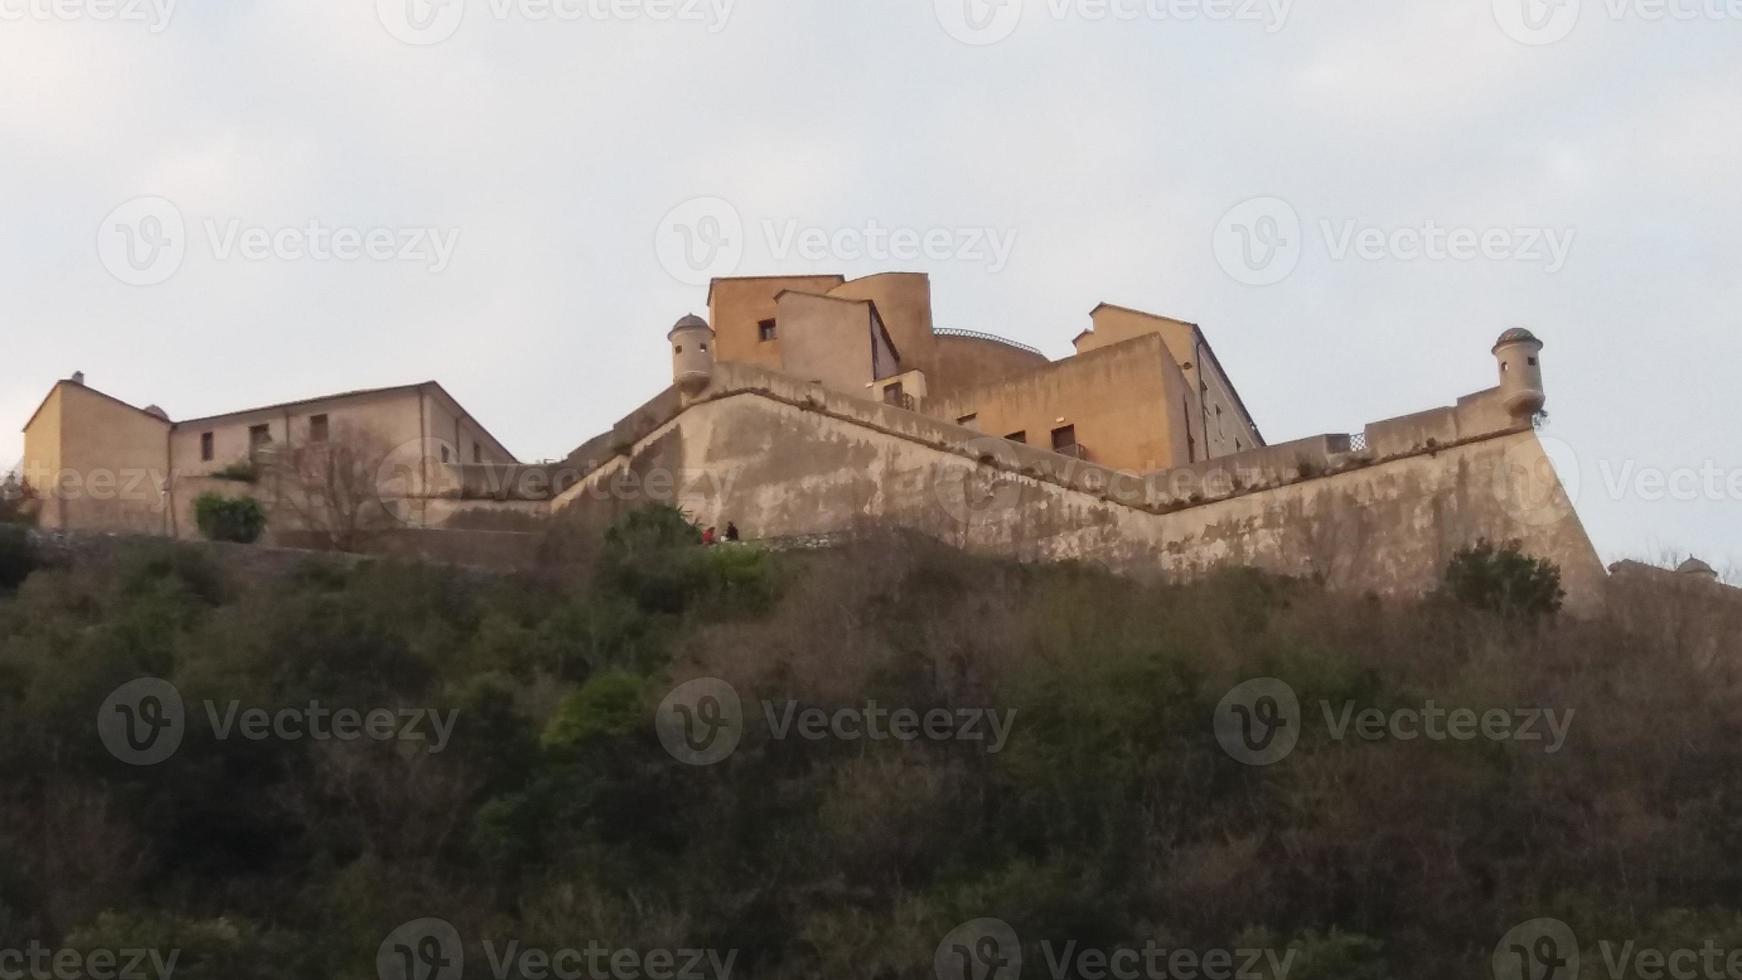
(546, 365), (1607, 610)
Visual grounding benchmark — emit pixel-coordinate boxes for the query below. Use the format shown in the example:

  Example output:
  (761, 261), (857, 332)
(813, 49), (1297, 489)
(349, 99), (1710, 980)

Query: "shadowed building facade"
(705, 272), (1264, 474)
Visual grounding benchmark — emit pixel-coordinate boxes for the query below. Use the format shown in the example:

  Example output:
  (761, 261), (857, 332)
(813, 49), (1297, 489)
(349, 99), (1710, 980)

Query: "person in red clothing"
(702, 526), (717, 546)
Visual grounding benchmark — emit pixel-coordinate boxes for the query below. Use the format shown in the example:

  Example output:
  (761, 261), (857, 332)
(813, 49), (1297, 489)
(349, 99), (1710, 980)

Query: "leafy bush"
(602, 503), (702, 554)
(210, 461), (259, 483)
(1440, 537), (1565, 618)
(193, 492), (266, 544)
(0, 524), (36, 590)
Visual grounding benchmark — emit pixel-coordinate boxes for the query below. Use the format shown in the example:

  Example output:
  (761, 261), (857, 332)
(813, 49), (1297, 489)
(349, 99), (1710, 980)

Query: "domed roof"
(1677, 557), (1718, 577)
(667, 313), (713, 339)
(1493, 327), (1541, 351)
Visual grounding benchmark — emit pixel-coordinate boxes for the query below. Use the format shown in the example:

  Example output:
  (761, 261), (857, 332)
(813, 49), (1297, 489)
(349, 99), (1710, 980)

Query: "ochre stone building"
(703, 273), (1261, 472)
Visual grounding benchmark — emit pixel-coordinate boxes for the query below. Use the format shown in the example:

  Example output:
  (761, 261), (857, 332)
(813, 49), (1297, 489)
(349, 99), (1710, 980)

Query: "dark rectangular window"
(1005, 431), (1027, 444)
(200, 432), (214, 462)
(440, 446), (450, 463)
(309, 414), (329, 443)
(1051, 425), (1077, 452)
(883, 382), (904, 405)
(758, 319), (777, 341)
(248, 424), (271, 449)
(473, 442), (482, 463)
(956, 413), (978, 428)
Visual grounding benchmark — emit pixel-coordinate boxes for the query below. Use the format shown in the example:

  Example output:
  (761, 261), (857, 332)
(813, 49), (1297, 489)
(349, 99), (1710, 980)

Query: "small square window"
(1005, 431), (1027, 444)
(249, 424), (271, 448)
(675, 344), (683, 354)
(1527, 356), (1538, 366)
(200, 432), (214, 462)
(758, 319), (777, 341)
(1051, 424), (1077, 452)
(309, 414), (329, 443)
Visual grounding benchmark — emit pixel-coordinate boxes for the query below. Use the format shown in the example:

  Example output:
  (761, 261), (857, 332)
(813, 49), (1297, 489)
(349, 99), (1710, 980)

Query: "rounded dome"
(1493, 327), (1540, 351)
(667, 314), (712, 339)
(143, 404), (169, 421)
(1677, 557), (1718, 577)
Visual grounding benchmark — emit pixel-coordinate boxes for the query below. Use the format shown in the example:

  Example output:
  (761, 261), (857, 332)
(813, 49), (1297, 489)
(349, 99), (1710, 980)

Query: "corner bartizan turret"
(1493, 327), (1546, 419)
(668, 314), (715, 392)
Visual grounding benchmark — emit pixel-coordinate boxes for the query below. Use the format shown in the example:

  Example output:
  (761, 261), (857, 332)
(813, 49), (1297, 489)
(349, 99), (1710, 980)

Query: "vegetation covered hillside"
(0, 516), (1737, 980)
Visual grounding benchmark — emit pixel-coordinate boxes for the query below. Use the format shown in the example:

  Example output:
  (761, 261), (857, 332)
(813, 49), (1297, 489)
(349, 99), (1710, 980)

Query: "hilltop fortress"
(18, 272), (1629, 608)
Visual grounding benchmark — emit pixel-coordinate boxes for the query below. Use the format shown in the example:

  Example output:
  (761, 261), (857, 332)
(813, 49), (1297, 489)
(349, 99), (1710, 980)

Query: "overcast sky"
(2, 0), (1735, 571)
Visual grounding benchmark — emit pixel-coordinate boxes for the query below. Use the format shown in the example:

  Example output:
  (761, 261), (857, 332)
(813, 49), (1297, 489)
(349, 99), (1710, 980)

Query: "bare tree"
(261, 423), (400, 552)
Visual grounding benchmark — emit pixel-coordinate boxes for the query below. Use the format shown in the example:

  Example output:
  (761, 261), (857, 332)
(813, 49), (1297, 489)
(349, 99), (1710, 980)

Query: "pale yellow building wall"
(708, 275), (847, 373)
(825, 273), (937, 378)
(20, 386), (65, 529)
(774, 292), (888, 394)
(927, 334), (1051, 402)
(926, 333), (1195, 472)
(54, 383), (172, 534)
(1080, 306), (1262, 458)
(420, 387), (517, 467)
(170, 388), (427, 478)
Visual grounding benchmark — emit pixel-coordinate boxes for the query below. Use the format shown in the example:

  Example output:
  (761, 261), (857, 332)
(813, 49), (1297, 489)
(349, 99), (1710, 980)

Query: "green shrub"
(602, 503), (702, 554)
(193, 493), (266, 544)
(1440, 537), (1564, 619)
(210, 461), (259, 483)
(0, 524), (37, 590)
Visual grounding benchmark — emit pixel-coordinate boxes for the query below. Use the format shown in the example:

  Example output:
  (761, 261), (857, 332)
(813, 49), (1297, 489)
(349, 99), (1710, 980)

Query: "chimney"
(70, 371), (85, 386)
